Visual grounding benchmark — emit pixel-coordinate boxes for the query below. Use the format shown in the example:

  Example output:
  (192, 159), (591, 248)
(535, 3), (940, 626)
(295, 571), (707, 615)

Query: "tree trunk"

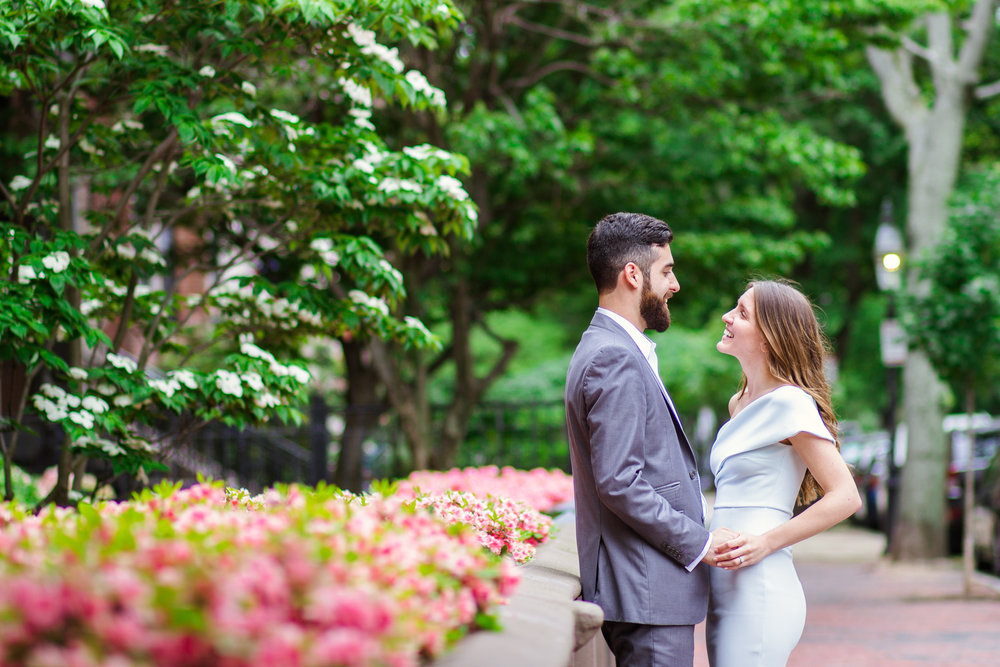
(367, 335), (433, 472)
(334, 339), (381, 492)
(868, 2), (995, 559)
(52, 85), (83, 508)
(890, 354), (948, 558)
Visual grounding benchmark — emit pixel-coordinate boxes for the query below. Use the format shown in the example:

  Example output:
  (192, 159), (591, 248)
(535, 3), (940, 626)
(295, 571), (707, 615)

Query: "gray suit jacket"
(565, 311), (710, 625)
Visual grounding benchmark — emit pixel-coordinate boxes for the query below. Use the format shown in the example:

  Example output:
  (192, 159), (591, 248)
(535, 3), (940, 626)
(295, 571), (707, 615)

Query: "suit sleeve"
(583, 344), (711, 567)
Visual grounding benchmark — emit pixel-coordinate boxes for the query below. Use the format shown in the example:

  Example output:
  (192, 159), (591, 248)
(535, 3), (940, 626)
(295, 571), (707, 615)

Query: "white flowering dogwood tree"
(0, 0), (475, 504)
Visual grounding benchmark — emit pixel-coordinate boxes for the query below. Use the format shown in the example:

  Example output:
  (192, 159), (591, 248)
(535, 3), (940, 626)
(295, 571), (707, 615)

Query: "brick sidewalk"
(695, 524), (1000, 666)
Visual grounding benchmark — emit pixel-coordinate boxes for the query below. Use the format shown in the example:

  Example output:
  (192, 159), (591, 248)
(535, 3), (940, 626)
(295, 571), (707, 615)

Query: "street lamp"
(873, 200), (905, 549)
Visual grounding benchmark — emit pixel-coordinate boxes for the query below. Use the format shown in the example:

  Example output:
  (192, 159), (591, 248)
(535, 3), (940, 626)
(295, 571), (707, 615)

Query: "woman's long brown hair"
(738, 280), (839, 506)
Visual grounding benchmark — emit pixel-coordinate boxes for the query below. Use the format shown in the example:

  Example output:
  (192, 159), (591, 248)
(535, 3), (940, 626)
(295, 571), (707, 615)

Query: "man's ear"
(623, 262), (642, 289)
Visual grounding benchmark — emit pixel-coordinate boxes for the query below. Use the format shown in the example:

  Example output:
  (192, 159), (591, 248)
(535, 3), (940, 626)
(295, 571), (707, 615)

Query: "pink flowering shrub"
(408, 491), (552, 564)
(397, 465), (574, 514)
(0, 481), (520, 667)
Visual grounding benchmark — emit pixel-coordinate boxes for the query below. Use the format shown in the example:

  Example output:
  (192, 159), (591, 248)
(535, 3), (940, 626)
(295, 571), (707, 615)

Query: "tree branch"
(508, 59), (616, 90)
(89, 129), (179, 254)
(504, 14), (596, 46)
(974, 79), (1000, 99)
(866, 45), (927, 133)
(957, 0), (997, 79)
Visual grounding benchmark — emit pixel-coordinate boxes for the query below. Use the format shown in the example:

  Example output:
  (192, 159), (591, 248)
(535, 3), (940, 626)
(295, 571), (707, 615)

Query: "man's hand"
(701, 527), (742, 567)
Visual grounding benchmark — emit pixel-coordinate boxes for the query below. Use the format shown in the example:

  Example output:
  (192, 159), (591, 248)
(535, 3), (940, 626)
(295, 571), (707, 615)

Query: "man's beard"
(640, 283), (671, 332)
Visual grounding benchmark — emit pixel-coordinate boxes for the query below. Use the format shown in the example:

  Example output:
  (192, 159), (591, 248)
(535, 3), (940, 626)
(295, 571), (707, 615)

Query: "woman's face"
(718, 287), (766, 363)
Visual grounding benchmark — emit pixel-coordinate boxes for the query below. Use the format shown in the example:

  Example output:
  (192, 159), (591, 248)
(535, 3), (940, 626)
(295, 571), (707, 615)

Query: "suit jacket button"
(689, 470), (697, 480)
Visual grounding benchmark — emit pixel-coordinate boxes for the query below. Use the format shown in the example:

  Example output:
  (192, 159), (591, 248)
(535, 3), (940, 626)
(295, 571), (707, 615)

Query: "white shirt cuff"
(686, 535), (712, 572)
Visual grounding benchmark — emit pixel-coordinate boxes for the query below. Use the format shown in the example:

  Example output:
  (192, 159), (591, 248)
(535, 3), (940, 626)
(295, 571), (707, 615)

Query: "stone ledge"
(433, 518), (602, 667)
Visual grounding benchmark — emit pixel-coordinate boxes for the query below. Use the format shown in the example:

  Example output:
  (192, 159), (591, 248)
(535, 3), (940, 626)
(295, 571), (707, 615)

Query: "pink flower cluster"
(408, 491), (552, 564)
(397, 466), (574, 514)
(0, 482), (520, 667)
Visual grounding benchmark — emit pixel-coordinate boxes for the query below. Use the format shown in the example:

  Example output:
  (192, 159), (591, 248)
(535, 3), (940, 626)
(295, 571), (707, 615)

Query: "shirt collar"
(597, 307), (655, 359)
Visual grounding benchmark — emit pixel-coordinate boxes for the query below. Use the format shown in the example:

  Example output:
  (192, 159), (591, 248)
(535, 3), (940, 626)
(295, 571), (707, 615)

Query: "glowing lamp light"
(882, 252), (902, 273)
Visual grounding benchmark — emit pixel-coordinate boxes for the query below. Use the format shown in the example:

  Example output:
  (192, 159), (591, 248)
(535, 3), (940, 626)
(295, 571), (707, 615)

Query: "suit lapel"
(590, 313), (695, 457)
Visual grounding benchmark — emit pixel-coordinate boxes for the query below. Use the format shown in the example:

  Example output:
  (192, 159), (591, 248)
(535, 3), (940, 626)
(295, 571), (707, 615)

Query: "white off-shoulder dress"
(706, 385), (834, 667)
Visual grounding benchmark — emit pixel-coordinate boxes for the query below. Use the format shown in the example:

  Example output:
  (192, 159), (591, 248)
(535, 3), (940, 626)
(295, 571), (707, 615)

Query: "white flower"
(256, 235), (279, 252)
(44, 136), (60, 150)
(434, 3), (452, 18)
(170, 369), (199, 390)
(346, 23), (377, 49)
(80, 299), (102, 316)
(349, 109), (375, 131)
(345, 24), (404, 73)
(287, 365), (310, 384)
(150, 378), (181, 398)
(215, 153), (237, 175)
(339, 78), (372, 107)
(240, 342), (277, 365)
(405, 315), (433, 338)
(437, 175), (469, 200)
(139, 247), (166, 267)
(378, 178), (422, 194)
(10, 176), (31, 192)
(349, 290), (389, 316)
(68, 367), (88, 381)
(116, 242), (136, 260)
(215, 370), (244, 397)
(270, 109), (301, 125)
(107, 353), (137, 373)
(79, 0), (105, 9)
(17, 265), (37, 283)
(33, 394), (69, 423)
(254, 392), (281, 408)
(403, 145), (434, 161)
(69, 410), (95, 429)
(136, 44), (168, 56)
(308, 239), (342, 265)
(310, 237), (334, 253)
(211, 112), (253, 130)
(41, 251), (70, 273)
(378, 259), (403, 285)
(352, 158), (375, 174)
(40, 384), (66, 400)
(241, 373), (264, 392)
(113, 395), (133, 407)
(242, 81), (257, 97)
(198, 65), (216, 78)
(405, 69), (430, 92)
(82, 395), (109, 414)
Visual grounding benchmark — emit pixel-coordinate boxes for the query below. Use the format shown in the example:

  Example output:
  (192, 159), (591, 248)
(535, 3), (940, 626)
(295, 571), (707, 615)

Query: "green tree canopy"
(0, 0), (473, 503)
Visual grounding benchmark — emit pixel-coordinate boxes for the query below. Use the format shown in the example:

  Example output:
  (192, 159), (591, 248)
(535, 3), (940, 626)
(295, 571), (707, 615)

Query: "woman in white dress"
(706, 280), (862, 667)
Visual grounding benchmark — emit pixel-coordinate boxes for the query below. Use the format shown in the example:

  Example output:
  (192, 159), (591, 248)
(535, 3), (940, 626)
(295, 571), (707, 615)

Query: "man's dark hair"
(586, 212), (673, 294)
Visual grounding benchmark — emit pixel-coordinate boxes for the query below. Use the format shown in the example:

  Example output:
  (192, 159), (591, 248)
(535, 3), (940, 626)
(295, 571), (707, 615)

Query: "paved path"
(694, 524), (1000, 666)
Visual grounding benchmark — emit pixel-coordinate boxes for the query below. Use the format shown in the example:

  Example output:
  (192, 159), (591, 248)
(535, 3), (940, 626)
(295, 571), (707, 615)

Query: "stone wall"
(434, 514), (614, 667)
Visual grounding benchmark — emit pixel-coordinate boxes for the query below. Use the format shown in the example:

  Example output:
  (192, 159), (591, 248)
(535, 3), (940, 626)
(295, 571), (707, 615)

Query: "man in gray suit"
(565, 212), (734, 666)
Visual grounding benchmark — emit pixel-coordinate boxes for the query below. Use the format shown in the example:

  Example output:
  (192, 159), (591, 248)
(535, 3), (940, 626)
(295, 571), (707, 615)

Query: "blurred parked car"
(838, 414), (1000, 575)
(944, 413), (1000, 573)
(840, 427), (891, 531)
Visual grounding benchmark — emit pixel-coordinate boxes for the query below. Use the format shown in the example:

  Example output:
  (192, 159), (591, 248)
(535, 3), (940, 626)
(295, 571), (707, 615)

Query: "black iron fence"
(170, 397), (570, 492)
